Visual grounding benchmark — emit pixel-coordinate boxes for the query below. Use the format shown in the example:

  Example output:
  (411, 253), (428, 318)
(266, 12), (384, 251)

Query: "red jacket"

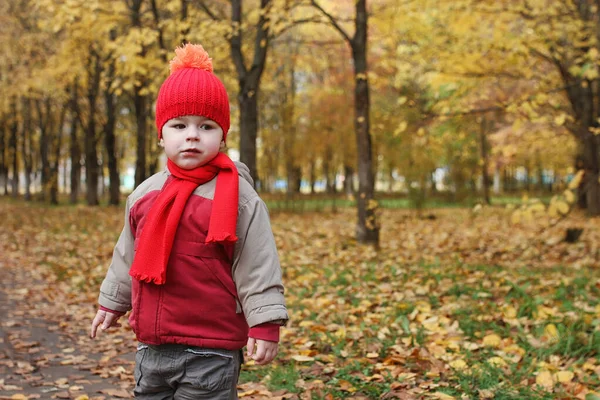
(128, 185), (248, 349)
(98, 163), (288, 350)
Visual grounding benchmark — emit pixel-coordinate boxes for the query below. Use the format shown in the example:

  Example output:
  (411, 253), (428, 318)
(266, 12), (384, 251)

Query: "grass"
(262, 260), (599, 398)
(262, 193), (555, 212)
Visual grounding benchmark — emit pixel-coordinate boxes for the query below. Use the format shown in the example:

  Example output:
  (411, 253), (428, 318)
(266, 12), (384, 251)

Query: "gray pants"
(134, 343), (242, 399)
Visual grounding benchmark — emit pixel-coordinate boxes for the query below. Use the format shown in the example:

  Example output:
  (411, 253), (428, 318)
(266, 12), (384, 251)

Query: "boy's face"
(160, 115), (224, 170)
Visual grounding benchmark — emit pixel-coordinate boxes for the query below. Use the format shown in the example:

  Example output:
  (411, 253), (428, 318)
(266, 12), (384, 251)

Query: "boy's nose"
(186, 126), (201, 140)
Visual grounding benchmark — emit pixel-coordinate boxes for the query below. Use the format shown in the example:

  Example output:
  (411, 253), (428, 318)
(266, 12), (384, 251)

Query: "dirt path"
(0, 261), (136, 400)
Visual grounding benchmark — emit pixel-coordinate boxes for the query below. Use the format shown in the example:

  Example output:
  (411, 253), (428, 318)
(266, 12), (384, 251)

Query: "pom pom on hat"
(170, 44), (213, 74)
(155, 43), (230, 139)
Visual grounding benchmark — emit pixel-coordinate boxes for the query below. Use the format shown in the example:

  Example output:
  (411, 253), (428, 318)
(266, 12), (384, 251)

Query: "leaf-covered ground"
(0, 199), (599, 399)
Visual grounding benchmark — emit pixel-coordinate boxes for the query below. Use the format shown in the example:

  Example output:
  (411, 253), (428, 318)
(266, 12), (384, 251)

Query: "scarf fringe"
(131, 271), (166, 285)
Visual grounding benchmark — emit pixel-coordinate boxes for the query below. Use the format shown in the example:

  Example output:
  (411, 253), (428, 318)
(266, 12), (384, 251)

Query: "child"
(90, 44), (288, 399)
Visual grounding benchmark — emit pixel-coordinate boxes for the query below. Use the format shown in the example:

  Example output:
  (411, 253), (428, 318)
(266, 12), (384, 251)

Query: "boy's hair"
(155, 44), (230, 140)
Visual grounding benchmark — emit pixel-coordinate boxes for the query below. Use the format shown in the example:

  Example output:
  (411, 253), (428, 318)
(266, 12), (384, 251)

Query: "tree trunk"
(230, 0), (271, 186)
(134, 88), (147, 188)
(21, 98), (33, 200)
(553, 33), (599, 214)
(0, 118), (6, 195)
(352, 0), (378, 244)
(430, 170), (437, 194)
(283, 53), (300, 195)
(36, 98), (52, 202)
(9, 98), (19, 197)
(312, 0), (378, 243)
(479, 117), (491, 205)
(323, 146), (332, 194)
(180, 0), (189, 44)
(286, 162), (299, 194)
(49, 105), (66, 205)
(524, 159), (531, 192)
(344, 165), (355, 195)
(85, 48), (102, 206)
(238, 92), (259, 185)
(128, 0), (148, 188)
(309, 159), (316, 194)
(69, 81), (81, 204)
(288, 166), (301, 193)
(580, 133), (600, 215)
(104, 55), (120, 206)
(537, 158), (545, 193)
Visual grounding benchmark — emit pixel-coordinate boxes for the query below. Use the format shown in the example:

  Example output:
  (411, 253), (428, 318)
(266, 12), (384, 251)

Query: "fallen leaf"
(483, 334), (502, 348)
(536, 370), (554, 389)
(291, 355), (314, 362)
(555, 370), (574, 384)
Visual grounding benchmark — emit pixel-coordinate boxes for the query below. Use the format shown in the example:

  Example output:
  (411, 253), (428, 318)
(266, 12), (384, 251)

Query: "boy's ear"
(159, 138), (164, 148)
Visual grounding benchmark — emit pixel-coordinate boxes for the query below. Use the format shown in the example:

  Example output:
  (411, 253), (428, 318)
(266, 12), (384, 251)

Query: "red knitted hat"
(155, 44), (230, 140)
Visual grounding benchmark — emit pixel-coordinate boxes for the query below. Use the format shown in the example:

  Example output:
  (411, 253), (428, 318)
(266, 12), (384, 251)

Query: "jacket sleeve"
(97, 197), (134, 313)
(233, 196), (288, 328)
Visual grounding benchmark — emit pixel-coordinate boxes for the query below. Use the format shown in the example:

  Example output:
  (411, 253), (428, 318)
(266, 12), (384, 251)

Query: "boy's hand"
(90, 309), (122, 338)
(246, 337), (278, 365)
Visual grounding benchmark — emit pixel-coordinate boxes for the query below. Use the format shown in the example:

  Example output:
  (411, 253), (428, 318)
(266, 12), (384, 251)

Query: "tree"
(230, 0), (272, 186)
(68, 80), (82, 204)
(127, 0), (150, 188)
(103, 38), (121, 206)
(402, 0), (596, 214)
(310, 0), (379, 244)
(21, 98), (33, 200)
(84, 47), (102, 206)
(8, 98), (19, 198)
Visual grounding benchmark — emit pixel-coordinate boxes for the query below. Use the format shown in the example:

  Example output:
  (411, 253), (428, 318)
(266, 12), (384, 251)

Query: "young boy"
(90, 44), (288, 399)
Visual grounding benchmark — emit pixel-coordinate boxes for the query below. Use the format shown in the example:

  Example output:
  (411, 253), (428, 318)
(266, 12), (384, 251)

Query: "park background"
(0, 0), (599, 399)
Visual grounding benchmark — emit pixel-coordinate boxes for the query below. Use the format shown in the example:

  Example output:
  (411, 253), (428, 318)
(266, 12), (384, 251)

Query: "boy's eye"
(200, 123), (215, 130)
(170, 123), (186, 129)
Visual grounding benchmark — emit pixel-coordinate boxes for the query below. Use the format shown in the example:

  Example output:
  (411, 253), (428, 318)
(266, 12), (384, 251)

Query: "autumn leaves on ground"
(1, 199), (599, 400)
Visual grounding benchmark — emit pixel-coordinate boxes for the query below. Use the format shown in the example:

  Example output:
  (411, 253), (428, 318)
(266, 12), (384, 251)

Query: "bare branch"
(272, 36), (345, 47)
(310, 0), (352, 44)
(527, 46), (559, 65)
(443, 70), (529, 81)
(149, 0), (168, 61)
(195, 0), (220, 21)
(249, 0), (271, 83)
(269, 17), (331, 39)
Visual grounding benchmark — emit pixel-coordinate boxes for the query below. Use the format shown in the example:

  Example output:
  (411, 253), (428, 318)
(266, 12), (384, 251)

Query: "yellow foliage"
(488, 357), (508, 367)
(482, 334), (502, 348)
(547, 202), (559, 218)
(535, 370), (554, 389)
(510, 210), (521, 225)
(554, 114), (566, 126)
(449, 359), (468, 370)
(544, 324), (559, 343)
(564, 189), (575, 204)
(528, 203), (546, 214)
(568, 170), (585, 190)
(554, 370), (574, 383)
(556, 201), (569, 215)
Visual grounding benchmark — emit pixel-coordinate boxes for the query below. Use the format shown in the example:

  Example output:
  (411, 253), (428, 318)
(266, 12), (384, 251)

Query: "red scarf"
(129, 153), (239, 285)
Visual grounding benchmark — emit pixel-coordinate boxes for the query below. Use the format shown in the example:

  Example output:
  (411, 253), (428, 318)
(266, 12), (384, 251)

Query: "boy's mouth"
(182, 149), (201, 153)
